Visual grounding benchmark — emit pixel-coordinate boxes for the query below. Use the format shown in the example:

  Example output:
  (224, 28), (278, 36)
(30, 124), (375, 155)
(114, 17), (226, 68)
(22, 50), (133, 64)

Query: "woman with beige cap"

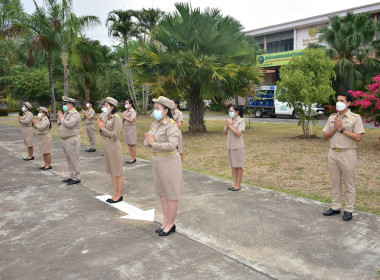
(144, 96), (184, 236)
(18, 102), (34, 160)
(97, 97), (124, 203)
(123, 98), (137, 164)
(33, 107), (52, 170)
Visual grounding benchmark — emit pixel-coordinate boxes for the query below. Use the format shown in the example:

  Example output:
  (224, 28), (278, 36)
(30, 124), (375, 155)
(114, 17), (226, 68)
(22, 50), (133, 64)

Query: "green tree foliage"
(276, 48), (336, 137)
(318, 12), (380, 92)
(130, 3), (262, 132)
(0, 0), (23, 29)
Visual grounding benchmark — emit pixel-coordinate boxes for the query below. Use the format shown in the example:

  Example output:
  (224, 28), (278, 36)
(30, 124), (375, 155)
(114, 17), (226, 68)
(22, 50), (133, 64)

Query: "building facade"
(246, 3), (380, 86)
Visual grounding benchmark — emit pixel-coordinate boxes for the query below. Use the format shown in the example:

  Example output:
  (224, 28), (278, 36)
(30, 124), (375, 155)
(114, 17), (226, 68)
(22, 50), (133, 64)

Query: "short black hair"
(337, 92), (353, 103)
(173, 97), (180, 107)
(231, 105), (244, 118)
(106, 102), (118, 114)
(88, 100), (94, 107)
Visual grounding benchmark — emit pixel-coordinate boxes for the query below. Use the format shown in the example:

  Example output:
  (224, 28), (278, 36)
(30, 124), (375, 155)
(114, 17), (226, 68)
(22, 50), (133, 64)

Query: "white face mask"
(103, 107), (109, 115)
(336, 101), (347, 112)
(86, 103), (90, 108)
(38, 113), (43, 118)
(125, 104), (129, 109)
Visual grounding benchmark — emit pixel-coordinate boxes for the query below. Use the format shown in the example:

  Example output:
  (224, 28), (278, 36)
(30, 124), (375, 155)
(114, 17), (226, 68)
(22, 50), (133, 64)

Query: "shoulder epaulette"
(330, 113), (336, 116)
(351, 112), (359, 117)
(169, 118), (175, 124)
(73, 109), (78, 113)
(131, 108), (135, 112)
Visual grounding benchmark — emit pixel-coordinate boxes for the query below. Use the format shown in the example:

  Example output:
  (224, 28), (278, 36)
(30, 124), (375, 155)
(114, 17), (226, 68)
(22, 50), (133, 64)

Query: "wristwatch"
(340, 128), (345, 133)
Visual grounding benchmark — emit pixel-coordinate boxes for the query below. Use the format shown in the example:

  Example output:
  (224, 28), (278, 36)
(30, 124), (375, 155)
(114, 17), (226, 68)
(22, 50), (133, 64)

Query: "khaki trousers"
(86, 124), (96, 149)
(328, 149), (357, 212)
(62, 135), (81, 180)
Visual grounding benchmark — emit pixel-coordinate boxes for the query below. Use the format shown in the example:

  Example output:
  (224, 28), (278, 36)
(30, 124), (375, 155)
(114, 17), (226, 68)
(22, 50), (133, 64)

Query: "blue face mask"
(229, 111), (235, 118)
(153, 110), (163, 120)
(22, 107), (26, 112)
(63, 105), (68, 111)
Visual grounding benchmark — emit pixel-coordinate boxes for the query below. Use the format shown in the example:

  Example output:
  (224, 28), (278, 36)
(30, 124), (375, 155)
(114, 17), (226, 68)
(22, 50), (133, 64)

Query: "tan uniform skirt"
(228, 149), (244, 168)
(38, 134), (52, 154)
(152, 152), (184, 200)
(177, 130), (183, 153)
(21, 127), (34, 147)
(124, 125), (137, 145)
(103, 138), (123, 177)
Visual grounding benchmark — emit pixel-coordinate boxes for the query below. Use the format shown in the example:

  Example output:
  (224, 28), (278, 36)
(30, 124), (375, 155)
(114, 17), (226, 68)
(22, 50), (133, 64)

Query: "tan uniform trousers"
(86, 123), (96, 149)
(328, 149), (357, 212)
(62, 135), (81, 180)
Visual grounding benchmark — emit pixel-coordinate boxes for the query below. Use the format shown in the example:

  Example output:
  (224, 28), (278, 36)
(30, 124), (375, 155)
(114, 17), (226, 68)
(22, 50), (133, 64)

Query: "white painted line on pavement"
(96, 195), (155, 221)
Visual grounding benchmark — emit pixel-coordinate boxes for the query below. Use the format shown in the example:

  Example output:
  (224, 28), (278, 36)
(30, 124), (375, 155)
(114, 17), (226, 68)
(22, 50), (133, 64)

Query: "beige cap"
(153, 96), (174, 109)
(62, 96), (76, 104)
(23, 102), (32, 109)
(37, 107), (48, 114)
(104, 97), (118, 107)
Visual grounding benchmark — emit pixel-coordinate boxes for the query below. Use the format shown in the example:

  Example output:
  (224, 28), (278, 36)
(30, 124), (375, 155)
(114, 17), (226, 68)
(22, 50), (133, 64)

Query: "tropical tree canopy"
(276, 48), (336, 137)
(130, 2), (262, 132)
(318, 12), (380, 92)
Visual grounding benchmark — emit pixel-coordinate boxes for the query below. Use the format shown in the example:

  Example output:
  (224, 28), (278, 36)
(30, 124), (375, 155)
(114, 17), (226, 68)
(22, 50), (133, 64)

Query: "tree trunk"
(126, 69), (138, 111)
(84, 76), (90, 101)
(188, 84), (206, 132)
(47, 53), (56, 121)
(62, 52), (69, 97)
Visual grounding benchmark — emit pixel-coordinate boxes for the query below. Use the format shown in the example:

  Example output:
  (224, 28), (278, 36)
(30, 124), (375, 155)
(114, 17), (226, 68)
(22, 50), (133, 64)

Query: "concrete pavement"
(0, 122), (379, 280)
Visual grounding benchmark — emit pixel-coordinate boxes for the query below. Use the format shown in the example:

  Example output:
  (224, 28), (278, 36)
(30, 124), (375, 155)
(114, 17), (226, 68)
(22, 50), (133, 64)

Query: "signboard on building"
(257, 50), (303, 67)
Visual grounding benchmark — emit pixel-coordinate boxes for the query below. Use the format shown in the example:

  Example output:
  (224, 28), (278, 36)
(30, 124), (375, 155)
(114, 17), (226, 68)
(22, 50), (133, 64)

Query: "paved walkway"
(0, 122), (379, 280)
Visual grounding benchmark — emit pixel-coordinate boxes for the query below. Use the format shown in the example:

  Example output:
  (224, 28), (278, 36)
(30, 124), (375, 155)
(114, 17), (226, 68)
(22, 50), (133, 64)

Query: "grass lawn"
(2, 114), (380, 215)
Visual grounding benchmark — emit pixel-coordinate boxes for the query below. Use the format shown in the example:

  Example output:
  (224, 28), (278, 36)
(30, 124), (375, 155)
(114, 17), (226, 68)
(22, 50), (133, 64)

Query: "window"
(266, 30), (294, 53)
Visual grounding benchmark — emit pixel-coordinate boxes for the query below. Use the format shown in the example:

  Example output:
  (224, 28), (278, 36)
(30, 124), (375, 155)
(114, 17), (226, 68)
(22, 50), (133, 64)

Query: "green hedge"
(0, 109), (8, 116)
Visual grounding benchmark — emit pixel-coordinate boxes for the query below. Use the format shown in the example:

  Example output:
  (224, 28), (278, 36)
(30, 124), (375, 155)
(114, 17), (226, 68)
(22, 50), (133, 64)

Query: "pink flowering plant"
(349, 74), (380, 127)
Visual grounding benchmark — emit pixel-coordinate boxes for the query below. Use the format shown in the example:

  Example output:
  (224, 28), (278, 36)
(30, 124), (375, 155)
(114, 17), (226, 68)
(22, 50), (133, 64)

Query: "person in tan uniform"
(123, 98), (137, 164)
(97, 97), (124, 203)
(144, 96), (184, 236)
(82, 100), (96, 152)
(223, 105), (245, 191)
(57, 97), (81, 185)
(322, 92), (365, 221)
(172, 98), (184, 162)
(32, 107), (52, 170)
(18, 102), (34, 160)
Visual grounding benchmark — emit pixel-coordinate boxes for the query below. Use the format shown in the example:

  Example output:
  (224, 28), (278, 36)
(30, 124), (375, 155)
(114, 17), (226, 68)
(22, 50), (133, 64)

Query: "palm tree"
(318, 12), (380, 92)
(133, 8), (163, 42)
(130, 3), (262, 132)
(106, 9), (140, 108)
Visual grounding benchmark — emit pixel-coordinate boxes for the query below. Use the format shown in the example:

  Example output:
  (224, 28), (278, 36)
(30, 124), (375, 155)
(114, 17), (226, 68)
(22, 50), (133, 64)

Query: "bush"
(94, 107), (102, 114)
(0, 109), (8, 116)
(209, 102), (221, 111)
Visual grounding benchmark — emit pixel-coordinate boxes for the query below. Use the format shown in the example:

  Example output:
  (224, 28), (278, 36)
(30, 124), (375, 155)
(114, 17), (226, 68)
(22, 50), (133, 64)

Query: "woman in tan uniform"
(123, 98), (137, 164)
(33, 107), (52, 170)
(145, 96), (184, 236)
(223, 105), (245, 191)
(18, 102), (34, 160)
(97, 97), (124, 203)
(172, 98), (184, 162)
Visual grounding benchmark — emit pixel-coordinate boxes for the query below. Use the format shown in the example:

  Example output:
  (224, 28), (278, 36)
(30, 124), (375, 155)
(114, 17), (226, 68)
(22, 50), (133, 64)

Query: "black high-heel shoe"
(159, 224), (176, 236)
(107, 196), (123, 204)
(155, 228), (164, 233)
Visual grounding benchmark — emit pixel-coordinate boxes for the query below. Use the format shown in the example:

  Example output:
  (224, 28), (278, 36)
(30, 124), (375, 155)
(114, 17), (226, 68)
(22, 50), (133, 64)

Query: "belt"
(331, 148), (353, 152)
(61, 135), (77, 141)
(86, 123), (94, 125)
(103, 136), (114, 140)
(153, 150), (178, 157)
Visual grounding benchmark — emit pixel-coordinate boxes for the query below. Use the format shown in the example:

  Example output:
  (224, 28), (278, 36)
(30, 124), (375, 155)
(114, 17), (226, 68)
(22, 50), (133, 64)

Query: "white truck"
(247, 86), (324, 118)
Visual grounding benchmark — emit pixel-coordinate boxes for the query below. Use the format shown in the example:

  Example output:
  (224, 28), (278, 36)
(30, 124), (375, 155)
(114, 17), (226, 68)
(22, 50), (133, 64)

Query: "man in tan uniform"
(322, 92), (365, 221)
(57, 97), (81, 185)
(82, 100), (96, 152)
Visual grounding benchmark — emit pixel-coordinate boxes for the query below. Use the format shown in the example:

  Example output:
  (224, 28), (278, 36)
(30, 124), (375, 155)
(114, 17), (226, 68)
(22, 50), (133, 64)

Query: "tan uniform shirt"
(145, 117), (179, 153)
(172, 109), (183, 125)
(226, 116), (245, 149)
(85, 108), (95, 124)
(19, 111), (34, 127)
(58, 108), (81, 139)
(100, 114), (122, 140)
(123, 108), (137, 126)
(323, 109), (365, 149)
(34, 116), (50, 135)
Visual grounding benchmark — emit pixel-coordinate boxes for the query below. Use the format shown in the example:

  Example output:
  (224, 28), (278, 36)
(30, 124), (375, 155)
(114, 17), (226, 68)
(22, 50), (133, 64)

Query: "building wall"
(295, 24), (326, 50)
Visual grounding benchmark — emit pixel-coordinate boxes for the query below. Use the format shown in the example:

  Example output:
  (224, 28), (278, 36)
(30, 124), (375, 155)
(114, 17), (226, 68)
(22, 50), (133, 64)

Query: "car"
(179, 100), (211, 110)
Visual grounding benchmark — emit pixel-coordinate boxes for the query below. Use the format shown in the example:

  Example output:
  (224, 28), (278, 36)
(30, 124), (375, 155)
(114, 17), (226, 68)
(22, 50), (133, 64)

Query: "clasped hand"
(145, 133), (155, 145)
(334, 117), (342, 131)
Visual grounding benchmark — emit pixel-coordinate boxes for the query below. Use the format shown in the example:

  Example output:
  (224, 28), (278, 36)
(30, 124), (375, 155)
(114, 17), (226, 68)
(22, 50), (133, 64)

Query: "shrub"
(0, 109), (8, 116)
(209, 102), (221, 111)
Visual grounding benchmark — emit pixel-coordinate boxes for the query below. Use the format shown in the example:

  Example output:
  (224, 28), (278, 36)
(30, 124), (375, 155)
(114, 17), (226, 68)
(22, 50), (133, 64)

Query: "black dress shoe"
(41, 166), (52, 170)
(159, 224), (176, 236)
(323, 208), (341, 216)
(23, 156), (34, 161)
(39, 166), (45, 170)
(342, 211), (352, 221)
(67, 179), (81, 185)
(231, 187), (241, 191)
(85, 148), (91, 152)
(107, 196), (123, 204)
(62, 178), (72, 183)
(125, 159), (136, 164)
(227, 186), (234, 190)
(155, 228), (164, 233)
(89, 148), (96, 152)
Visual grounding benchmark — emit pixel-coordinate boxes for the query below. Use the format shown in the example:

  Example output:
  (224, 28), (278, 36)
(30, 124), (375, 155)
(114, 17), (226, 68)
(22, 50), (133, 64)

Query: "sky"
(20, 0), (379, 47)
